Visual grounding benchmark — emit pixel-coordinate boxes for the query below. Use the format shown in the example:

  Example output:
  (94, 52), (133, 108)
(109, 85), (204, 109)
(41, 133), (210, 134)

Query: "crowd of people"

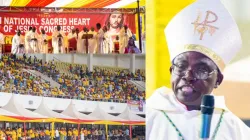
(0, 126), (135, 140)
(0, 54), (145, 103)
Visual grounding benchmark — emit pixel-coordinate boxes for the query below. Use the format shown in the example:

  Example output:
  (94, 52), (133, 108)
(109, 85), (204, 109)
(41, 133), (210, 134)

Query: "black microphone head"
(201, 94), (214, 115)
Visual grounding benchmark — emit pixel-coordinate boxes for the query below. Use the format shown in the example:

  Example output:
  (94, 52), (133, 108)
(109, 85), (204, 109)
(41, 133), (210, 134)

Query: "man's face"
(171, 51), (222, 106)
(57, 26), (61, 31)
(76, 28), (79, 34)
(72, 29), (76, 34)
(116, 36), (119, 40)
(110, 14), (122, 29)
(41, 30), (45, 34)
(17, 30), (21, 36)
(124, 25), (128, 30)
(83, 27), (87, 32)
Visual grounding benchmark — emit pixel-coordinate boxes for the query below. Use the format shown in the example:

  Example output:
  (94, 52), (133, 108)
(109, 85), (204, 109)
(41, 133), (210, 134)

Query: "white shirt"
(7, 70), (11, 77)
(95, 29), (104, 54)
(125, 129), (129, 135)
(55, 130), (59, 137)
(12, 34), (22, 53)
(147, 86), (250, 140)
(52, 30), (66, 53)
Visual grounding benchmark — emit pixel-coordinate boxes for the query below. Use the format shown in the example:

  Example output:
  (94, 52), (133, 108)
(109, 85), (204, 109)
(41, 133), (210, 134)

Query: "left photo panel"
(0, 7), (145, 55)
(0, 1), (146, 139)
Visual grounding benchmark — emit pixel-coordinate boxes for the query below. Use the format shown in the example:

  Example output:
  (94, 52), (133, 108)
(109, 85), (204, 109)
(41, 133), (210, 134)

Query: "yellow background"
(146, 0), (195, 98)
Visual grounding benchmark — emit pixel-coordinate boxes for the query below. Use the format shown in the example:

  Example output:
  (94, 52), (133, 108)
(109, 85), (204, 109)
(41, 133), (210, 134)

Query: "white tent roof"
(34, 98), (75, 120)
(88, 104), (126, 121)
(117, 106), (145, 122)
(2, 94), (48, 118)
(0, 108), (19, 117)
(61, 100), (99, 120)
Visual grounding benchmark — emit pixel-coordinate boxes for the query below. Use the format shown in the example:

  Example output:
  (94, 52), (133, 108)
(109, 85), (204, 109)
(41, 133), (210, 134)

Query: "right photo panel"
(146, 0), (250, 139)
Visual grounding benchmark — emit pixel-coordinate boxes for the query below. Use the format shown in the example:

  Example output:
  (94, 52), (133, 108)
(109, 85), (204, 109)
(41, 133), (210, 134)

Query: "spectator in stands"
(73, 127), (78, 140)
(45, 127), (50, 140)
(1, 55), (145, 102)
(67, 128), (72, 140)
(55, 128), (60, 140)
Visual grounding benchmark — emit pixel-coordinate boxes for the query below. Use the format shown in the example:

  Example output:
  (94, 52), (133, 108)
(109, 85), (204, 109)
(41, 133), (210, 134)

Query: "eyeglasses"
(172, 64), (217, 80)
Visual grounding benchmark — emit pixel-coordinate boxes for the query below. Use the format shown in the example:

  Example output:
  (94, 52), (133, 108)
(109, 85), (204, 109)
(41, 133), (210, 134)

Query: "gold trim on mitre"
(179, 44), (225, 72)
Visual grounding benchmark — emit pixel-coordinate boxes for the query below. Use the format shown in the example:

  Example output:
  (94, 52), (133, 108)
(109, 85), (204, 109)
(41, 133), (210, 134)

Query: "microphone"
(200, 94), (214, 139)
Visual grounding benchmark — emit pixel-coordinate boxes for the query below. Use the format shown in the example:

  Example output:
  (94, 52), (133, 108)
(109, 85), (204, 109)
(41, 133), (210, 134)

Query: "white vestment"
(81, 31), (90, 53)
(12, 35), (25, 54)
(0, 33), (4, 53)
(103, 32), (113, 54)
(25, 31), (33, 53)
(95, 29), (104, 54)
(52, 30), (66, 53)
(88, 31), (97, 53)
(147, 87), (250, 140)
(39, 34), (48, 53)
(119, 28), (132, 54)
(29, 32), (40, 53)
(77, 31), (85, 53)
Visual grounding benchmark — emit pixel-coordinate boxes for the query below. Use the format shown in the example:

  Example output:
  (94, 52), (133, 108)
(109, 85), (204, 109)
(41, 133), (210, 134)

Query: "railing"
(132, 81), (145, 91)
(53, 57), (62, 62)
(24, 68), (50, 83)
(1, 90), (144, 103)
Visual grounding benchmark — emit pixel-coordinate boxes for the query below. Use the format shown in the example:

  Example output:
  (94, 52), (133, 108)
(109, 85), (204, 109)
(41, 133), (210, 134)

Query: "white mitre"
(165, 0), (242, 72)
